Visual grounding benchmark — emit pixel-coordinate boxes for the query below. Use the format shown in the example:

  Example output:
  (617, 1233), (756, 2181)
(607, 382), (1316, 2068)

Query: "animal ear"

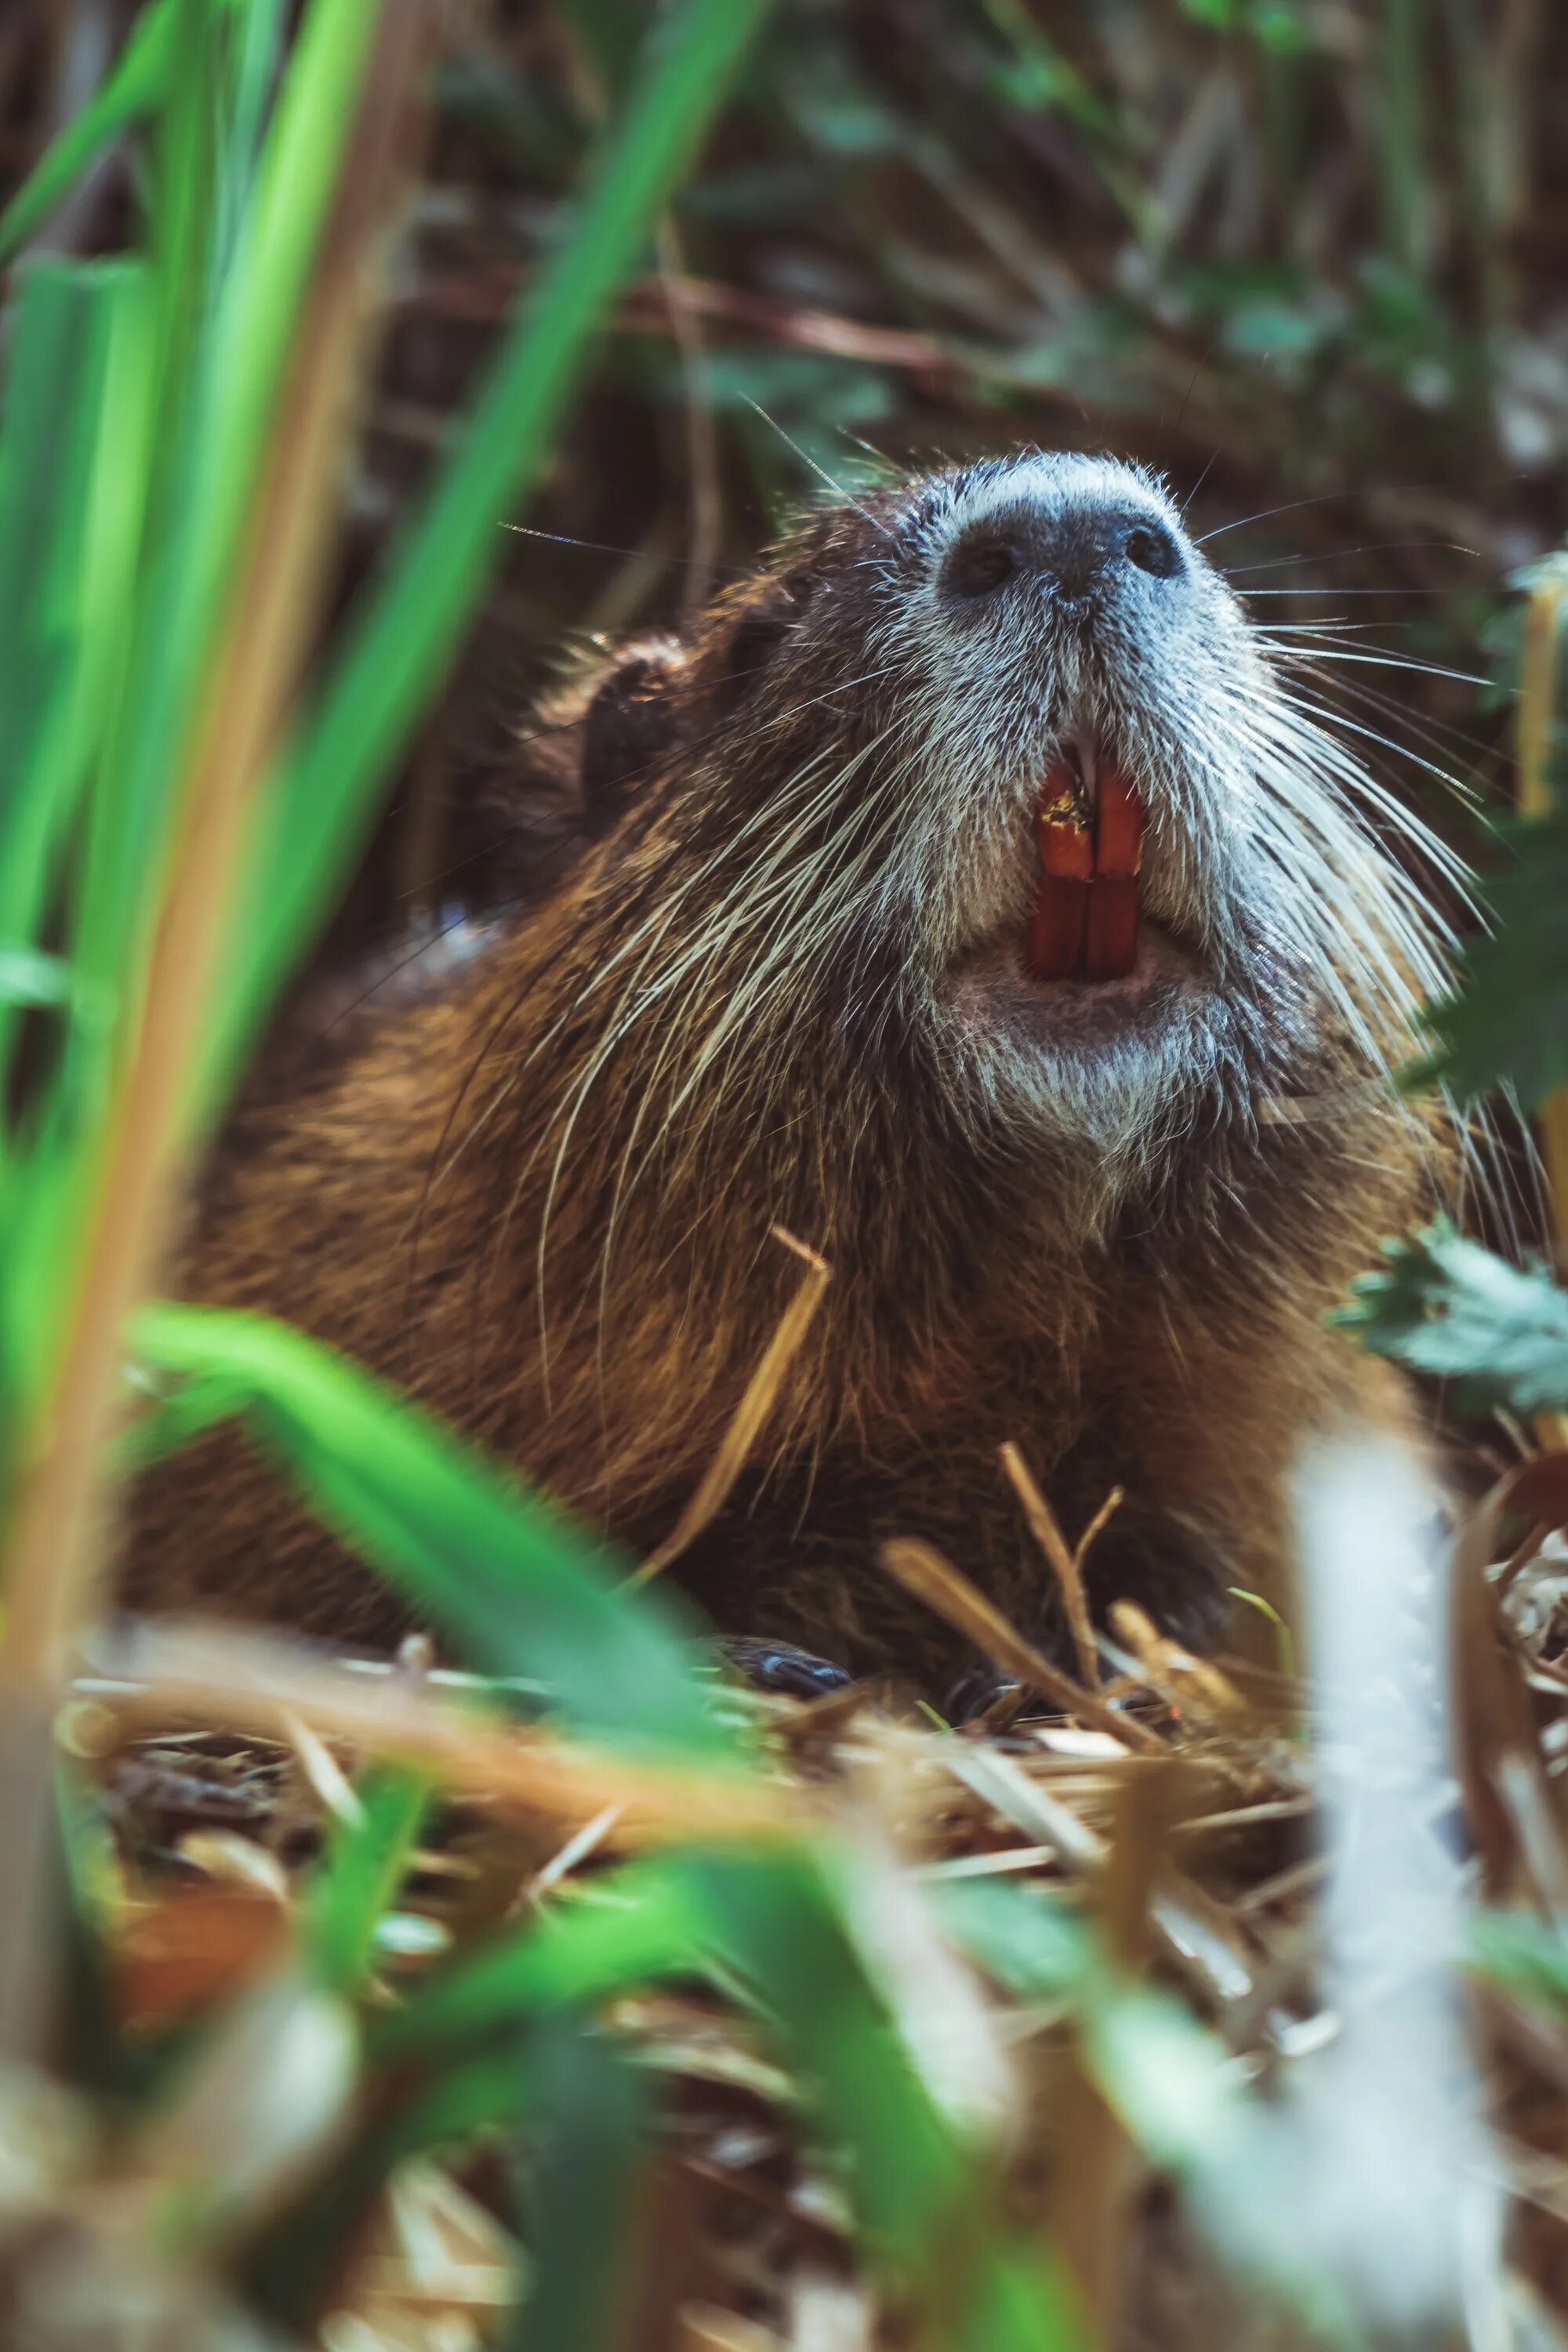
(580, 635), (688, 837)
(717, 568), (812, 702)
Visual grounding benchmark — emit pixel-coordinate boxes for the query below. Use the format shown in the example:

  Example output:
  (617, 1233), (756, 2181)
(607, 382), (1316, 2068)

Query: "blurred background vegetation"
(11, 0), (1565, 953)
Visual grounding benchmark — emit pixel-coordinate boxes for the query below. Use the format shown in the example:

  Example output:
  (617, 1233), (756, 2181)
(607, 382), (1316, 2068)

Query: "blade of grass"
(129, 1302), (731, 1756)
(64, 0), (393, 1103)
(0, 0), (178, 267)
(205, 0), (773, 1109)
(0, 262), (143, 1145)
(307, 1761), (432, 1997)
(369, 1859), (717, 2063)
(502, 2018), (652, 2352)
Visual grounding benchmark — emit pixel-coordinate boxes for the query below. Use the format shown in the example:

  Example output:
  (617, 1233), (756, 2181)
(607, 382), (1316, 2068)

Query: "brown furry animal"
(125, 452), (1457, 1695)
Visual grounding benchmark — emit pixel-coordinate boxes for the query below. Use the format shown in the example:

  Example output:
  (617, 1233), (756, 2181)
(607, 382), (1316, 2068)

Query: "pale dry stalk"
(634, 1228), (830, 1582)
(878, 1534), (1166, 1754)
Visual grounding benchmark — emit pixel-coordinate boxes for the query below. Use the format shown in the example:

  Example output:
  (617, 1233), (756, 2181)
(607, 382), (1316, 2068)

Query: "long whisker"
(739, 394), (895, 539)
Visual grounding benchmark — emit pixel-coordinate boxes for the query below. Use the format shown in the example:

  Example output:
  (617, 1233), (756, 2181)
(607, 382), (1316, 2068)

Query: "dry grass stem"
(76, 1617), (809, 1846)
(1108, 1600), (1253, 1728)
(878, 1534), (1166, 1753)
(998, 1441), (1103, 1687)
(635, 1229), (830, 1582)
(946, 1739), (1258, 2009)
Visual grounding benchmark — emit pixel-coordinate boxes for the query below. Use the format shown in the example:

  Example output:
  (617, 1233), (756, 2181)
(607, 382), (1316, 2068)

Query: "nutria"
(125, 450), (1457, 1693)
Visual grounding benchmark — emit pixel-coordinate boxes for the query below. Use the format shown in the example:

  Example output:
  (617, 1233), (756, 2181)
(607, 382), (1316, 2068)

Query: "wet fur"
(125, 453), (1452, 1686)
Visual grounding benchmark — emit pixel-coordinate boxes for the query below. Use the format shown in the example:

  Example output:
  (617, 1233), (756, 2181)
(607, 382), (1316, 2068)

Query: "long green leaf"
(129, 1301), (731, 1757)
(307, 1762), (433, 1997)
(693, 1850), (975, 2274)
(69, 0), (382, 1039)
(503, 2018), (652, 2352)
(370, 1862), (715, 2062)
(0, 0), (178, 267)
(205, 0), (771, 1106)
(0, 263), (140, 1055)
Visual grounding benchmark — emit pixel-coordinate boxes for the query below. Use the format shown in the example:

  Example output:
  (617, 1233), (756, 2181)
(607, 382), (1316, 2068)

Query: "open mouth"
(1025, 737), (1143, 984)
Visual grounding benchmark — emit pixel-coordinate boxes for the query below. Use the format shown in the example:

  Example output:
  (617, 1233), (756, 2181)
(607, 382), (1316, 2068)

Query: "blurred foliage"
(1338, 1217), (1568, 1417)
(291, 0), (1567, 938)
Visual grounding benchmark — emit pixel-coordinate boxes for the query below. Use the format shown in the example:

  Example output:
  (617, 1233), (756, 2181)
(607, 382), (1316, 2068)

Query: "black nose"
(941, 503), (1185, 604)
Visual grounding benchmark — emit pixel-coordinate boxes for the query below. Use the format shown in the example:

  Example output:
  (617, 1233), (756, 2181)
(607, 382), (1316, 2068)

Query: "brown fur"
(123, 458), (1444, 1688)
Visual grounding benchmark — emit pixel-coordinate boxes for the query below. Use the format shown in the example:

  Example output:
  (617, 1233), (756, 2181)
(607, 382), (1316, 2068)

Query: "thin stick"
(878, 1537), (1166, 1755)
(633, 1229), (829, 1582)
(1108, 1599), (1252, 1729)
(1072, 1483), (1124, 1581)
(999, 1441), (1102, 1689)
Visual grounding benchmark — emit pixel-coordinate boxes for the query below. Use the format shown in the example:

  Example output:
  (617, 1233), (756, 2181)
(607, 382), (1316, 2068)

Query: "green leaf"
(1470, 1909), (1568, 2009)
(128, 1302), (731, 1757)
(307, 1762), (433, 1997)
(205, 0), (775, 1111)
(961, 2248), (1088, 2351)
(1080, 1983), (1243, 2174)
(694, 1850), (974, 2274)
(1334, 1217), (1568, 1417)
(502, 2018), (652, 2352)
(370, 1863), (716, 2062)
(931, 1875), (1090, 2000)
(247, 2042), (538, 2332)
(1413, 807), (1568, 1108)
(0, 264), (141, 1066)
(0, 0), (177, 267)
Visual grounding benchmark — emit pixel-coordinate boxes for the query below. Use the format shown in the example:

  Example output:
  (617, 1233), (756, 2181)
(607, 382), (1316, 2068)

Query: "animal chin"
(1025, 737), (1143, 985)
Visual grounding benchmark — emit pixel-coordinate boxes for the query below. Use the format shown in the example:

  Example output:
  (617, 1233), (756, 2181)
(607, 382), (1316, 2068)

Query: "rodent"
(123, 450), (1455, 1695)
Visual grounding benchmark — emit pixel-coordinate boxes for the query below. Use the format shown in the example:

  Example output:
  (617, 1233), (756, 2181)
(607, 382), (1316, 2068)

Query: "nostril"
(1123, 522), (1184, 580)
(942, 530), (1021, 599)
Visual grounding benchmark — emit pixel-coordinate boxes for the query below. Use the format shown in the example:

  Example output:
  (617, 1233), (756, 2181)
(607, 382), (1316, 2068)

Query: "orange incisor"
(1026, 764), (1143, 982)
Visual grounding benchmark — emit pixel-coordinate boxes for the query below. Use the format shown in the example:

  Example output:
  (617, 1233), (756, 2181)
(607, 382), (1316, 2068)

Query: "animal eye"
(726, 606), (793, 684)
(942, 531), (1020, 599)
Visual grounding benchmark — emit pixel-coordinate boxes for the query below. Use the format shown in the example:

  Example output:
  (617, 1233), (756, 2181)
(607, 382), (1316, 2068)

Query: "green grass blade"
(205, 0), (772, 1105)
(246, 2037), (538, 2332)
(307, 1761), (432, 1997)
(67, 0), (383, 1046)
(0, 260), (155, 1398)
(0, 263), (131, 975)
(6, 0), (403, 1416)
(129, 1301), (732, 1757)
(370, 1861), (714, 2062)
(503, 2018), (652, 2352)
(694, 1849), (973, 2274)
(0, 0), (178, 267)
